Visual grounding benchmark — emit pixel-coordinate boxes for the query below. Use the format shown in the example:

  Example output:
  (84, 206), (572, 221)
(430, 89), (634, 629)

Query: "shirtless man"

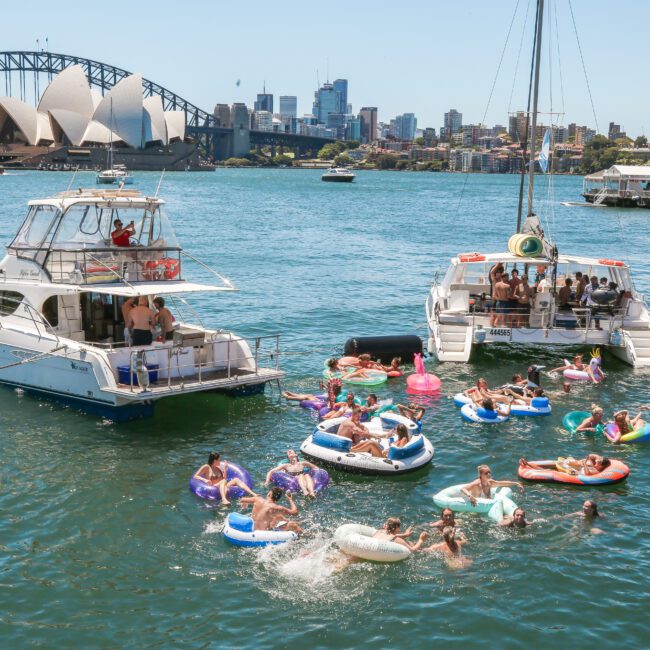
(121, 296), (136, 345)
(493, 272), (513, 327)
(240, 487), (302, 534)
(338, 407), (384, 456)
(460, 464), (523, 506)
(126, 296), (155, 346)
(153, 297), (174, 341)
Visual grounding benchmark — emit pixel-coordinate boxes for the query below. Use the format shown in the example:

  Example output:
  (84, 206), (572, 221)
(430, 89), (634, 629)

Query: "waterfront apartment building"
(359, 107), (378, 144)
(442, 109), (462, 141)
(279, 96), (297, 118)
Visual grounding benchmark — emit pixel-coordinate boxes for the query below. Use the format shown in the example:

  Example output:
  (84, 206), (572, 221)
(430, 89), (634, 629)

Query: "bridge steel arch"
(0, 51), (336, 161)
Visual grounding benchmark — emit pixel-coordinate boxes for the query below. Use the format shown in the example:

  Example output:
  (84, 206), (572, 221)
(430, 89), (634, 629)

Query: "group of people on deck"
(121, 295), (174, 346)
(487, 262), (630, 329)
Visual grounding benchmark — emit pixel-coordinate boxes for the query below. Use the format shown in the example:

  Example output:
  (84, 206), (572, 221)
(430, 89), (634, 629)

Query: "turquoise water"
(1, 169), (649, 648)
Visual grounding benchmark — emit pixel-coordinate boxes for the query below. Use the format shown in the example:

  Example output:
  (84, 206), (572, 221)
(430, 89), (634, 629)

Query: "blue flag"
(539, 128), (551, 173)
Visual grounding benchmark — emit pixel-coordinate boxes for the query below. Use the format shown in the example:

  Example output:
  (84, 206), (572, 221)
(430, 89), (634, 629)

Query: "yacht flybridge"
(0, 187), (284, 420)
(425, 0), (650, 368)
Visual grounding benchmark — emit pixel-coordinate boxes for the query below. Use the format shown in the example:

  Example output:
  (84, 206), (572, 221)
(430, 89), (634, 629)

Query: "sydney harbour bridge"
(0, 51), (335, 161)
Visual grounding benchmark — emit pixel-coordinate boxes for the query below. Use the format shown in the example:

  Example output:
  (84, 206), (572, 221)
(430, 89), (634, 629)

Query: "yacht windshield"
(50, 203), (180, 249)
(11, 205), (59, 249)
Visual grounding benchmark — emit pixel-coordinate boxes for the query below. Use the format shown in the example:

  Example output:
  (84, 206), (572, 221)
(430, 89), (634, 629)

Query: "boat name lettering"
(489, 328), (511, 337)
(70, 361), (89, 372)
(19, 269), (40, 278)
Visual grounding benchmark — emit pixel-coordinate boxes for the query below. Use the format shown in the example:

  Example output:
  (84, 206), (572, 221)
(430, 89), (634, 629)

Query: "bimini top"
(452, 251), (629, 269)
(10, 188), (179, 253)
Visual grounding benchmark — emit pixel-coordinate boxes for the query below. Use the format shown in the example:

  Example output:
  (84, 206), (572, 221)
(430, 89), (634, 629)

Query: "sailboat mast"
(526, 0), (545, 219)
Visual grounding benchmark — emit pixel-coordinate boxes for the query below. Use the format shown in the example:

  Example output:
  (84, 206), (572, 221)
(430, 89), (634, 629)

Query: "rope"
(0, 345), (68, 372)
(567, 0), (599, 134)
(508, 0), (532, 114)
(454, 0), (523, 217)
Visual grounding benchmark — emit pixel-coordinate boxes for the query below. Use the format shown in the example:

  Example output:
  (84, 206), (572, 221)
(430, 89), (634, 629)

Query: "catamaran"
(425, 0), (650, 368)
(0, 186), (284, 420)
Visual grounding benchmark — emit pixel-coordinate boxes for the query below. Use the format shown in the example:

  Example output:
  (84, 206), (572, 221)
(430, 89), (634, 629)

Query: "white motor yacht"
(425, 0), (650, 368)
(0, 187), (284, 420)
(321, 168), (355, 183)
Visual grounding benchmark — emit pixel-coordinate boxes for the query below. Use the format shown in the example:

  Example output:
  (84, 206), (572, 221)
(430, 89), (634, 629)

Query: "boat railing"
(121, 333), (281, 392)
(11, 245), (183, 285)
(0, 295), (60, 343)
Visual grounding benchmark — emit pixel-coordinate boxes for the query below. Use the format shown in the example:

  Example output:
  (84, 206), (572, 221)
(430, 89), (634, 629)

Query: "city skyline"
(3, 0), (649, 138)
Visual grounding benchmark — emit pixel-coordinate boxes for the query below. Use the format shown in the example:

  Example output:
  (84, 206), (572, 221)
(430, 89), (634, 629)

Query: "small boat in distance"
(96, 164), (134, 185)
(322, 167), (355, 183)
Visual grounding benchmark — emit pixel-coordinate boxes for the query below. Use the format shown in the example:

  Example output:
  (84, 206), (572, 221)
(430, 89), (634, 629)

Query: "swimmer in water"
(422, 526), (472, 569)
(575, 405), (605, 433)
(498, 508), (530, 528)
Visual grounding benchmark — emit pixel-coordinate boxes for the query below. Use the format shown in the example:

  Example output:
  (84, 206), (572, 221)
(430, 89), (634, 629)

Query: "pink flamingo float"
(406, 353), (441, 394)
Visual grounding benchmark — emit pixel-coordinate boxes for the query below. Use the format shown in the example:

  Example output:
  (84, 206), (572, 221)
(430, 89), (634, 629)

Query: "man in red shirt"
(111, 218), (135, 247)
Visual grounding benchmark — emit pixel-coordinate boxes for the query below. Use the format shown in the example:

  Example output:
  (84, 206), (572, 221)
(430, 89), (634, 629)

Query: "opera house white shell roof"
(0, 64), (185, 147)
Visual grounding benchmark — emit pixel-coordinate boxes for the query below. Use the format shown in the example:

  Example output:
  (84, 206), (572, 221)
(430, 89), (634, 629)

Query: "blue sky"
(4, 0), (649, 137)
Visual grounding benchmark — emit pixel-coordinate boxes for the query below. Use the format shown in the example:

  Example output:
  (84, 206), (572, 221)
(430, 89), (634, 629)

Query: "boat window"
(0, 290), (24, 316)
(53, 205), (116, 248)
(41, 296), (59, 327)
(10, 205), (59, 249)
(143, 205), (179, 248)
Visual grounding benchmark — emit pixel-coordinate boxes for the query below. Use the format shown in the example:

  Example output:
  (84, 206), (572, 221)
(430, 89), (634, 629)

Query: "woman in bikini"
(264, 450), (320, 497)
(575, 405), (605, 433)
(351, 422), (411, 458)
(193, 451), (257, 505)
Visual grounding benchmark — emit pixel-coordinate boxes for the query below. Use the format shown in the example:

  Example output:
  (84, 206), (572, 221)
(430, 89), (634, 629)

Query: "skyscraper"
(312, 83), (337, 125)
(332, 79), (348, 114)
(254, 85), (273, 113)
(393, 113), (417, 140)
(359, 107), (378, 144)
(279, 96), (297, 118)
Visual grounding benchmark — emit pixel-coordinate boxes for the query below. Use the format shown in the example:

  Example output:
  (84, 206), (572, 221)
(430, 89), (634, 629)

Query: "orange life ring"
(162, 258), (180, 280)
(598, 259), (624, 267)
(458, 253), (485, 263)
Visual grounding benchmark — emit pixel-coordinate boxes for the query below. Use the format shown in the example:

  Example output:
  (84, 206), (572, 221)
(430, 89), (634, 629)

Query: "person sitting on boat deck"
(599, 277), (608, 289)
(608, 408), (650, 444)
(111, 217), (136, 247)
(120, 296), (136, 345)
(492, 272), (513, 327)
(498, 507), (530, 528)
(193, 451), (257, 505)
(460, 464), (523, 507)
(153, 297), (174, 341)
(240, 487), (302, 534)
(576, 405), (605, 433)
(126, 296), (155, 346)
(548, 354), (585, 374)
(558, 278), (573, 310)
(264, 450), (320, 498)
(397, 401), (426, 423)
(322, 391), (359, 419)
(513, 274), (533, 327)
(580, 275), (602, 329)
(373, 517), (429, 552)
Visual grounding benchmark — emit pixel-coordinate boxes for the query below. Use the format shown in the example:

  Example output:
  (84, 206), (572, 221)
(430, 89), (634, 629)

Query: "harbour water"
(1, 169), (649, 647)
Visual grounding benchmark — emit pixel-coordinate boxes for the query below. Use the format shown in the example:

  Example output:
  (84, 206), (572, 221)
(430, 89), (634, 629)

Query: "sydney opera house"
(0, 65), (196, 170)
